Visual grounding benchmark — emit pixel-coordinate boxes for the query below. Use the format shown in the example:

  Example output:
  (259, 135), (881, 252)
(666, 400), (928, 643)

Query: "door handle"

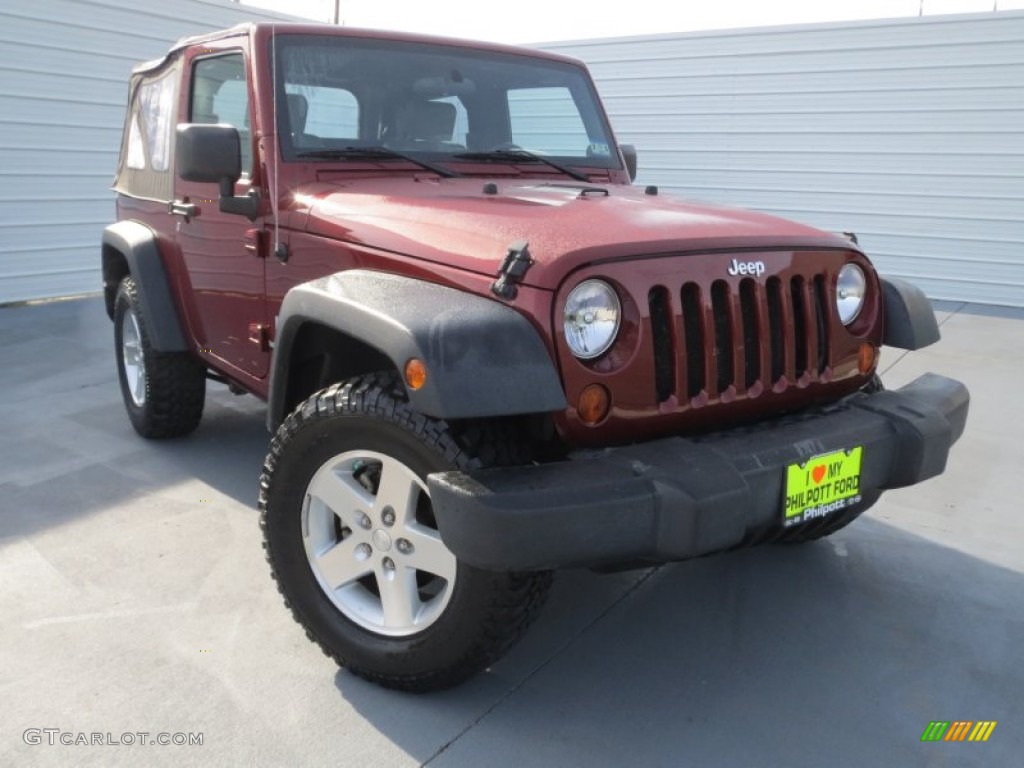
(169, 200), (198, 222)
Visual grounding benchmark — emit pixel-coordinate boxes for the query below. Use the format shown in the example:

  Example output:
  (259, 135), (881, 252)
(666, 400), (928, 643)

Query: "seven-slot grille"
(648, 273), (831, 404)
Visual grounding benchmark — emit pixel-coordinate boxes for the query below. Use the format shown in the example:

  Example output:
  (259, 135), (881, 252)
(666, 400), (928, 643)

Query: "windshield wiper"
(453, 149), (590, 182)
(295, 146), (461, 178)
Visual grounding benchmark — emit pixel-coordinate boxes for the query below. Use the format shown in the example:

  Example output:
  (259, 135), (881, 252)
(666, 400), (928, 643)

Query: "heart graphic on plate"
(812, 465), (826, 484)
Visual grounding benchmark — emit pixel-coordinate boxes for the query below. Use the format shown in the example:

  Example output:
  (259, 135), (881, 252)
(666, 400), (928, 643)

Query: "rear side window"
(114, 59), (181, 202)
(125, 69), (175, 171)
(190, 54), (252, 174)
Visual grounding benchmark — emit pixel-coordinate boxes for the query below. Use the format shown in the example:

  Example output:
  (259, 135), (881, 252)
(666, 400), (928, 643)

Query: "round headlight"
(564, 279), (621, 360)
(836, 263), (867, 325)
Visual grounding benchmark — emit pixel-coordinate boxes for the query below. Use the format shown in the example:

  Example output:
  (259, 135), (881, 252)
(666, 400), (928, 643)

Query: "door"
(173, 50), (269, 378)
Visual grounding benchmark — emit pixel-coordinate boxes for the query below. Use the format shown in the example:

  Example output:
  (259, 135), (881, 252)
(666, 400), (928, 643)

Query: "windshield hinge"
(491, 240), (533, 300)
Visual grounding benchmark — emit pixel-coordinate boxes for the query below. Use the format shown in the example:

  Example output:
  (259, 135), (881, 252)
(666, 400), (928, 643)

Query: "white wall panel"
(541, 12), (1024, 306)
(0, 0), (298, 303)
(3, 8), (1021, 306)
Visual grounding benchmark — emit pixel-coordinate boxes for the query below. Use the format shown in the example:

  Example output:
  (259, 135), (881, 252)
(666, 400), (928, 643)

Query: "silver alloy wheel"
(121, 307), (146, 407)
(302, 450), (457, 637)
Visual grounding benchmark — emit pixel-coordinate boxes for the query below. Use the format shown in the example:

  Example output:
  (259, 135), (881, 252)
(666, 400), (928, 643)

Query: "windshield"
(272, 35), (620, 171)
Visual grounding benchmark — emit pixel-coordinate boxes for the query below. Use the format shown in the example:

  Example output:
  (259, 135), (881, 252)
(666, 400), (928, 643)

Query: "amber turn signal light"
(404, 358), (427, 390)
(577, 383), (611, 426)
(858, 343), (878, 374)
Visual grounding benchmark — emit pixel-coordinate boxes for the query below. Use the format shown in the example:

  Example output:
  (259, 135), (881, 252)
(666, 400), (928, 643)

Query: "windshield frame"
(269, 33), (623, 173)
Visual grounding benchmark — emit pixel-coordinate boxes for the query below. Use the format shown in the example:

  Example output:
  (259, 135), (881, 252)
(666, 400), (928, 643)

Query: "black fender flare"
(880, 276), (940, 351)
(101, 221), (188, 351)
(268, 271), (567, 429)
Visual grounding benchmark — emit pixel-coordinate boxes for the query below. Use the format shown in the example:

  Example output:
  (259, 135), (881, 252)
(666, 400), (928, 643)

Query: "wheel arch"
(880, 276), (941, 351)
(276, 322), (396, 421)
(268, 271), (567, 431)
(101, 221), (188, 351)
(101, 243), (129, 320)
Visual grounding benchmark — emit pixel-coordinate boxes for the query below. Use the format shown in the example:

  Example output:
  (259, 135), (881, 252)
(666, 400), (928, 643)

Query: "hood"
(298, 176), (854, 291)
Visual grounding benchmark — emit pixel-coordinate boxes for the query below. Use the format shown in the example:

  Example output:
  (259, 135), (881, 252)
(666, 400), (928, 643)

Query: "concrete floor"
(1, 296), (1021, 768)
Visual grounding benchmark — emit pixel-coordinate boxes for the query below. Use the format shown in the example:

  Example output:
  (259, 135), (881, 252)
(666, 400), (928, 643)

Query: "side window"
(284, 85), (359, 143)
(507, 86), (591, 157)
(191, 54), (252, 174)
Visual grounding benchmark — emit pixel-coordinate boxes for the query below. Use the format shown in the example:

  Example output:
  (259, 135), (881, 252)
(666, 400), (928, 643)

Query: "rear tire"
(260, 373), (552, 692)
(114, 276), (205, 438)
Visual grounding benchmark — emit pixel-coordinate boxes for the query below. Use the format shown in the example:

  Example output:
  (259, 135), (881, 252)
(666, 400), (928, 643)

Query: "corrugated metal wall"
(541, 12), (1024, 307)
(0, 0), (297, 304)
(3, 9), (1021, 306)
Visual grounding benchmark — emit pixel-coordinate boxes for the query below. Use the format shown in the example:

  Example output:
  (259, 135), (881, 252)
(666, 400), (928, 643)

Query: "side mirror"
(177, 123), (241, 184)
(176, 124), (259, 219)
(619, 144), (637, 182)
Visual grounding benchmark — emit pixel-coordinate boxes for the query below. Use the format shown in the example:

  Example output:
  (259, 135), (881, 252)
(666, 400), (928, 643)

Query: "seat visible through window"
(391, 101), (460, 150)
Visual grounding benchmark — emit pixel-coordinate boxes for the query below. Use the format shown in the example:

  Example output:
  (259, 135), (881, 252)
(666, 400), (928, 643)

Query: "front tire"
(114, 276), (205, 438)
(259, 373), (552, 692)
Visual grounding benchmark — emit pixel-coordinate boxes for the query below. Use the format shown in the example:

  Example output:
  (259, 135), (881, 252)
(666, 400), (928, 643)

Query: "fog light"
(858, 343), (877, 374)
(577, 384), (610, 425)
(404, 358), (427, 390)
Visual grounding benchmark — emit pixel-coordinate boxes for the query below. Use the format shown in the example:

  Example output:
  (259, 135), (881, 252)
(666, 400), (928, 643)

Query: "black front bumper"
(428, 373), (969, 571)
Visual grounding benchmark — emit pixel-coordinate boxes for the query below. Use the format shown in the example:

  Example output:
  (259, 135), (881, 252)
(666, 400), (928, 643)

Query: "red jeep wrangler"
(103, 23), (969, 691)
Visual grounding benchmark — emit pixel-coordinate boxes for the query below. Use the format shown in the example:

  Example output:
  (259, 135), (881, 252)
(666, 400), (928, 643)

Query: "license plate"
(783, 447), (864, 527)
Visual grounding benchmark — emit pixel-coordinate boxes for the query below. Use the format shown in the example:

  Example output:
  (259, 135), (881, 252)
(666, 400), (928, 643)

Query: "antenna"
(270, 24), (281, 257)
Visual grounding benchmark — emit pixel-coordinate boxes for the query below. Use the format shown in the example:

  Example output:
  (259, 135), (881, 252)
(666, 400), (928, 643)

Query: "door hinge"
(244, 228), (265, 257)
(248, 323), (271, 351)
